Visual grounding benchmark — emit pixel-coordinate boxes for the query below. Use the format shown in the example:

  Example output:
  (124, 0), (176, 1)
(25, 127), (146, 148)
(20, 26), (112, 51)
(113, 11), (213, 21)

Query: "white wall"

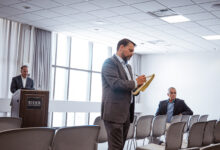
(140, 52), (220, 120)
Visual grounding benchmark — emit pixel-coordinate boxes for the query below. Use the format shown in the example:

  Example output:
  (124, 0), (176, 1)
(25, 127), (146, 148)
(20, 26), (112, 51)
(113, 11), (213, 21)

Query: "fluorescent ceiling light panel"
(160, 15), (190, 23)
(202, 35), (220, 40)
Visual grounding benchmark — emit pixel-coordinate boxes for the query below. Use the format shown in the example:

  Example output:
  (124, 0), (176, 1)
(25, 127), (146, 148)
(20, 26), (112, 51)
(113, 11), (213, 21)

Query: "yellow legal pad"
(133, 74), (155, 96)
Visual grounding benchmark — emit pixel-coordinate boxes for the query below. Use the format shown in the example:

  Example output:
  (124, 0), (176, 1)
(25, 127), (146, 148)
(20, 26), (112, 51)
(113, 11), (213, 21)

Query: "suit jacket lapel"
(164, 100), (169, 114)
(173, 99), (177, 114)
(112, 55), (128, 80)
(18, 76), (24, 88)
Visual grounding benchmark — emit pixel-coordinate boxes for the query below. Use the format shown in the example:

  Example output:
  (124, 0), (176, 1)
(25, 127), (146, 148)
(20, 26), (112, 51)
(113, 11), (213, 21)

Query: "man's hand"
(136, 75), (146, 87)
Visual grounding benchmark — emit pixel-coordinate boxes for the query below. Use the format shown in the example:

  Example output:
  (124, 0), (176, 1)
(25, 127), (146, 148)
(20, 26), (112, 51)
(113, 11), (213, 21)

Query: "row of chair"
(0, 117), (22, 132)
(0, 125), (100, 150)
(136, 120), (220, 150)
(170, 114), (208, 133)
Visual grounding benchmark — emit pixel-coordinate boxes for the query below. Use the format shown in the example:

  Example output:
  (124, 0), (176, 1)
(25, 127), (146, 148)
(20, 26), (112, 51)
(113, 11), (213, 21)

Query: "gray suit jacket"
(101, 55), (136, 124)
(10, 75), (34, 93)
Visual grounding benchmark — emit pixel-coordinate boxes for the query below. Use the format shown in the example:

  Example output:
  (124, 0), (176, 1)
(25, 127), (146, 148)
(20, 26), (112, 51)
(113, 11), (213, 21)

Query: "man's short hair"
(21, 65), (28, 70)
(117, 38), (136, 51)
(168, 87), (176, 94)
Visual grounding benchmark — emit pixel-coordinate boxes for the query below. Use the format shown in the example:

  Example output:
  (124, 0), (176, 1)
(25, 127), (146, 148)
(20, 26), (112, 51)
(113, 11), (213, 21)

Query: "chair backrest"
(126, 122), (135, 139)
(202, 120), (217, 146)
(199, 115), (209, 122)
(152, 115), (167, 137)
(0, 117), (22, 132)
(200, 143), (220, 150)
(181, 115), (190, 132)
(93, 116), (107, 143)
(51, 125), (100, 150)
(188, 115), (200, 130)
(187, 122), (206, 148)
(171, 115), (182, 124)
(0, 127), (55, 150)
(165, 122), (186, 150)
(135, 115), (154, 140)
(214, 121), (220, 143)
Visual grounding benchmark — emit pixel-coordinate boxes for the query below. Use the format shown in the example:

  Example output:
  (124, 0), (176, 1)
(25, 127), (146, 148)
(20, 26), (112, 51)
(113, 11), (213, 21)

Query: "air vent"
(212, 3), (220, 8)
(148, 8), (177, 17)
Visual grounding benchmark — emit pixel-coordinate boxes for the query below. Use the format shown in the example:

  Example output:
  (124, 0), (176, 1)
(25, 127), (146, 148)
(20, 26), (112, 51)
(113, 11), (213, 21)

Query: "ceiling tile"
(185, 12), (216, 21)
(187, 26), (216, 36)
(191, 0), (219, 4)
(124, 12), (155, 21)
(105, 15), (132, 23)
(32, 10), (61, 18)
(132, 1), (166, 12)
(7, 15), (31, 23)
(52, 0), (86, 5)
(196, 18), (220, 26)
(66, 13), (98, 22)
(119, 21), (147, 29)
(119, 0), (151, 5)
(172, 5), (206, 15)
(0, 6), (25, 16)
(28, 0), (61, 9)
(33, 18), (63, 27)
(109, 6), (140, 15)
(52, 16), (76, 24)
(199, 1), (220, 11)
(15, 13), (45, 21)
(141, 18), (168, 26)
(156, 0), (194, 8)
(0, 0), (29, 6)
(211, 10), (220, 17)
(206, 24), (220, 34)
(90, 0), (125, 9)
(49, 6), (80, 15)
(88, 9), (117, 18)
(69, 2), (101, 12)
(174, 22), (202, 28)
(10, 2), (42, 12)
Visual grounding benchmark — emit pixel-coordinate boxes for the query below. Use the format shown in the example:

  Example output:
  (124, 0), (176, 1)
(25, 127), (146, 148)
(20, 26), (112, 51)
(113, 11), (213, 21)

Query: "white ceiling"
(0, 0), (220, 54)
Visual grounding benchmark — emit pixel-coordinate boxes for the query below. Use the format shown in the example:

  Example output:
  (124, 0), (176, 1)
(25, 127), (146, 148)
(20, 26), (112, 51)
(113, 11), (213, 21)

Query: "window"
(56, 34), (70, 67)
(50, 33), (112, 127)
(67, 112), (75, 127)
(75, 112), (88, 125)
(68, 70), (89, 101)
(71, 38), (90, 70)
(52, 112), (65, 127)
(92, 43), (110, 72)
(54, 68), (68, 101)
(89, 112), (101, 125)
(91, 72), (102, 102)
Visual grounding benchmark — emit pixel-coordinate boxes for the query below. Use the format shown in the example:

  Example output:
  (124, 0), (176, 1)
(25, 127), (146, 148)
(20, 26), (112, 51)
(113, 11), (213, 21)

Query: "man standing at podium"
(10, 65), (34, 93)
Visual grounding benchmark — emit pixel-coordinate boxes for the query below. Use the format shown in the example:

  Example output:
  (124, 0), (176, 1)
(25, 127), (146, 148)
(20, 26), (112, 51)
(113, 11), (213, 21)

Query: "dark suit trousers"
(104, 118), (130, 150)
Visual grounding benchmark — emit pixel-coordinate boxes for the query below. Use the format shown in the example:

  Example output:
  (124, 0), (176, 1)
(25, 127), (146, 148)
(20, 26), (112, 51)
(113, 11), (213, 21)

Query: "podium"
(11, 89), (49, 127)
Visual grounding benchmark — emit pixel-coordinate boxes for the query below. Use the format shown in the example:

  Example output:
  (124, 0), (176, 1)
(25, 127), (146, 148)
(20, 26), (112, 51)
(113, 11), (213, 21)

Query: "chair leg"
(143, 138), (145, 145)
(132, 139), (136, 150)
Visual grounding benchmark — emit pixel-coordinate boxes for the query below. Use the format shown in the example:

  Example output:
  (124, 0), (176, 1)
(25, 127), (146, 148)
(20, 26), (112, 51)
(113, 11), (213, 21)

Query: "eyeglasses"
(170, 92), (176, 94)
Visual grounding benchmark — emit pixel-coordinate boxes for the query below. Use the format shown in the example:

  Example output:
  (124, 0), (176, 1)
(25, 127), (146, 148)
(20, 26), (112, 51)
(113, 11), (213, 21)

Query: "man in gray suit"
(10, 65), (34, 93)
(101, 38), (146, 150)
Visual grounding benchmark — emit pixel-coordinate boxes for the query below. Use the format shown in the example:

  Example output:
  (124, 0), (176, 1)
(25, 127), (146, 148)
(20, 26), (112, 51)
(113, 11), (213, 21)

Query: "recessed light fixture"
(23, 6), (31, 9)
(160, 15), (190, 23)
(94, 21), (105, 25)
(202, 35), (220, 40)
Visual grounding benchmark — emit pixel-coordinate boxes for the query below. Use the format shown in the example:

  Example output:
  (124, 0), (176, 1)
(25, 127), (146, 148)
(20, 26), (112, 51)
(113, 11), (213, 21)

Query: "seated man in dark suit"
(10, 65), (34, 93)
(155, 87), (193, 123)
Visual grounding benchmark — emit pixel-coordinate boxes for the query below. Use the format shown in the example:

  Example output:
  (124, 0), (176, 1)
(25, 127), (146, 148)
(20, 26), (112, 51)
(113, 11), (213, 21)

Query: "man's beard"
(121, 54), (130, 63)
